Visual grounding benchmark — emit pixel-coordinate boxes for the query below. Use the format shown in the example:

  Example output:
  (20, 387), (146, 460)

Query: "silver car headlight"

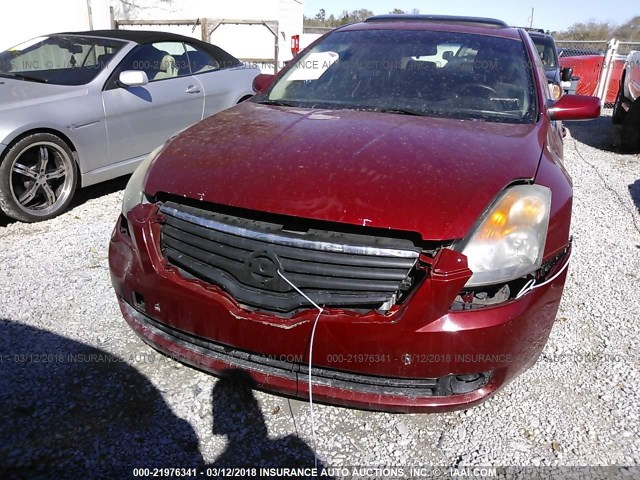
(459, 185), (551, 288)
(121, 145), (164, 216)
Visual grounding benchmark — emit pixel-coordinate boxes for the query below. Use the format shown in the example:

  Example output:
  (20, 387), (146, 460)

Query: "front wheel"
(612, 86), (626, 125)
(0, 133), (77, 222)
(620, 99), (640, 154)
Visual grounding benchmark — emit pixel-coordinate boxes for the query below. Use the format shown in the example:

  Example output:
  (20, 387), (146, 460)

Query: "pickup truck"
(612, 50), (640, 152)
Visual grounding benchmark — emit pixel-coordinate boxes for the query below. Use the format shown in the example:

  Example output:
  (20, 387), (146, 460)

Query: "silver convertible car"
(0, 30), (260, 222)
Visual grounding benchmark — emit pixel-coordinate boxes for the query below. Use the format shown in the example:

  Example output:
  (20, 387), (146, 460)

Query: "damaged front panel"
(157, 200), (435, 314)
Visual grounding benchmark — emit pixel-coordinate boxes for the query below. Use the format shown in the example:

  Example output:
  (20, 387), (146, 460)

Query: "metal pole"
(529, 8), (534, 28)
(274, 25), (279, 73)
(596, 38), (619, 102)
(201, 18), (208, 41)
(86, 0), (94, 30)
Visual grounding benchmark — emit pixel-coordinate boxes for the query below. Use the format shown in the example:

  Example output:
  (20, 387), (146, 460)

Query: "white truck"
(613, 50), (640, 152)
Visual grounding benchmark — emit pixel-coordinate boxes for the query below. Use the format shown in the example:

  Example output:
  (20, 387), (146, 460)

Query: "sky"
(303, 0), (638, 32)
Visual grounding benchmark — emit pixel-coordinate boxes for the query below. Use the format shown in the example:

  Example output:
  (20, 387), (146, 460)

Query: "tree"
(554, 16), (640, 41)
(351, 9), (375, 22)
(333, 9), (375, 25)
(555, 20), (613, 40)
(613, 16), (640, 41)
(304, 7), (421, 28)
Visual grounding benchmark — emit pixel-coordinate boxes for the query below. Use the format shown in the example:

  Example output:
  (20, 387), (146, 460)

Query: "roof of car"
(526, 31), (554, 40)
(520, 27), (546, 34)
(343, 15), (523, 39)
(55, 29), (197, 44)
(365, 15), (509, 28)
(53, 29), (242, 66)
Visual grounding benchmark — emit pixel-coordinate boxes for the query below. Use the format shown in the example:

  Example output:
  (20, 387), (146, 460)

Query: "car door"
(182, 42), (238, 118)
(101, 41), (204, 165)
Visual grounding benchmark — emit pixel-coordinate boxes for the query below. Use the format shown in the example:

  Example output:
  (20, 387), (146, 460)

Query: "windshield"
(266, 29), (536, 123)
(0, 35), (126, 85)
(530, 35), (559, 68)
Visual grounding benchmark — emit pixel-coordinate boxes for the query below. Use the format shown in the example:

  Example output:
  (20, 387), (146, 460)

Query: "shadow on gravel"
(68, 175), (130, 211)
(0, 322), (328, 477)
(0, 319), (202, 477)
(566, 116), (619, 152)
(630, 180), (640, 214)
(0, 214), (15, 227)
(207, 369), (331, 476)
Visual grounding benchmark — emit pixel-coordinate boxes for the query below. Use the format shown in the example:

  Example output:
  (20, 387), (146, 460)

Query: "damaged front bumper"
(109, 204), (570, 412)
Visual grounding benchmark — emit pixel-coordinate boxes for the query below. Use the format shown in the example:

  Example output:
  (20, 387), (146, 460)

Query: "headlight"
(121, 144), (164, 216)
(459, 185), (551, 287)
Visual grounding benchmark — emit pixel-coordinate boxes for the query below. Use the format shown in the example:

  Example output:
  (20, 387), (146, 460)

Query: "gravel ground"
(0, 116), (639, 478)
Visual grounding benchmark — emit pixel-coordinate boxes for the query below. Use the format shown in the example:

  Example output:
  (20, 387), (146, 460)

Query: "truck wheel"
(620, 100), (640, 154)
(612, 87), (626, 125)
(0, 133), (77, 222)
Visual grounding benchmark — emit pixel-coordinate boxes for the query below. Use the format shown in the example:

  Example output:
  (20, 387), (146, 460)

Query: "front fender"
(0, 116), (107, 176)
(0, 119), (76, 146)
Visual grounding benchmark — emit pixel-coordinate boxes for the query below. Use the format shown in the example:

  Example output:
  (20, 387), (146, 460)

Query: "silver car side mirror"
(119, 70), (149, 87)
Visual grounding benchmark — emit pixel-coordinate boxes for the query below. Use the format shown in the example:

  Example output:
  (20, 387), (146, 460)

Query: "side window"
(81, 45), (120, 69)
(184, 43), (219, 74)
(117, 41), (189, 82)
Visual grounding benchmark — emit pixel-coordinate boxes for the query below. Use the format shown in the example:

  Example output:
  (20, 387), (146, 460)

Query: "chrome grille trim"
(160, 205), (420, 260)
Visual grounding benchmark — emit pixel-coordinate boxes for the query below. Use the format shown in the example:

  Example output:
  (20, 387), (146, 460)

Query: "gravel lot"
(1, 115), (639, 478)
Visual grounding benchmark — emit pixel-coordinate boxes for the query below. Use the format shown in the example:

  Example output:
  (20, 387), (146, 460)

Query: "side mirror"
(252, 73), (275, 93)
(548, 94), (601, 121)
(119, 70), (149, 87)
(561, 67), (573, 82)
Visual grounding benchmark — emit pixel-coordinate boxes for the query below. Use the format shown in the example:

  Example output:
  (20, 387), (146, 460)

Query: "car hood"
(145, 102), (544, 240)
(0, 77), (86, 112)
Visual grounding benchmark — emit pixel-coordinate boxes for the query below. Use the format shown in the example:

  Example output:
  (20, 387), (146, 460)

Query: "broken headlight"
(458, 185), (551, 288)
(121, 144), (164, 216)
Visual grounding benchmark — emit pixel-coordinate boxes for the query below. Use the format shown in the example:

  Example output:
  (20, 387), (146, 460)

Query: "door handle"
(185, 85), (201, 94)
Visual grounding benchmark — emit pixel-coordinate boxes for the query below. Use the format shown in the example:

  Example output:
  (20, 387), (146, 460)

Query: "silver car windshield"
(0, 35), (126, 85)
(267, 29), (536, 123)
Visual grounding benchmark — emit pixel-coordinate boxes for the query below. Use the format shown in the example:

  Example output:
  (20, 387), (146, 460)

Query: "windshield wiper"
(258, 99), (296, 107)
(0, 72), (48, 83)
(376, 107), (424, 116)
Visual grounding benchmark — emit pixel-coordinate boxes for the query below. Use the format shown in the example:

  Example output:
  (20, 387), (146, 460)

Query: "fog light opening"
(119, 214), (131, 238)
(133, 291), (145, 311)
(449, 372), (491, 395)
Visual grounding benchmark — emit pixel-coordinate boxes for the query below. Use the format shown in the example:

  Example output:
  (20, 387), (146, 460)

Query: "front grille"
(158, 201), (421, 312)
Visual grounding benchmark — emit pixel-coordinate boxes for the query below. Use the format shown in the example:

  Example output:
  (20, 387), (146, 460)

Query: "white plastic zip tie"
(515, 247), (572, 299)
(277, 269), (323, 467)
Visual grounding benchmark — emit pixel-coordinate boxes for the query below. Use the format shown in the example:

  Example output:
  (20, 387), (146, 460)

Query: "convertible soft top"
(55, 29), (241, 67)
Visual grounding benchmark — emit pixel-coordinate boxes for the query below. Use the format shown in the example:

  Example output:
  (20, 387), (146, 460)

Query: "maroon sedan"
(109, 15), (600, 412)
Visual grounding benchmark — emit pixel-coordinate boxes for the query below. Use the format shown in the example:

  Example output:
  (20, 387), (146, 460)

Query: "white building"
(0, 0), (304, 70)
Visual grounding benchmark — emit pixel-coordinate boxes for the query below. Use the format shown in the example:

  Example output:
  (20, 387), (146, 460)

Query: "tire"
(612, 85), (626, 125)
(620, 99), (640, 154)
(0, 133), (77, 222)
